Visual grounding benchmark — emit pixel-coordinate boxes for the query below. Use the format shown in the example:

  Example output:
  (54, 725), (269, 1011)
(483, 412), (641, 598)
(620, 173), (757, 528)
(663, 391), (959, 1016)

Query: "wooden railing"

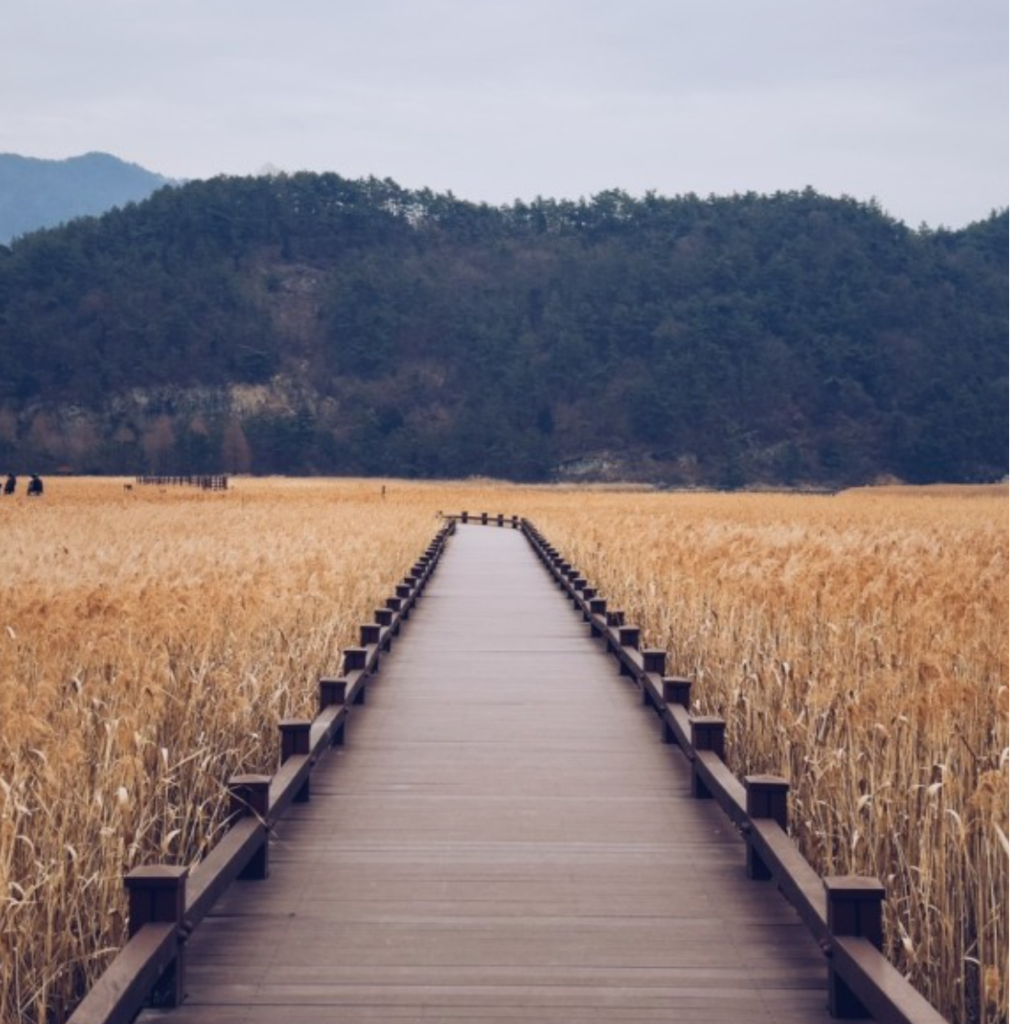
(66, 520), (455, 1024)
(445, 510), (522, 528)
(502, 514), (949, 1024)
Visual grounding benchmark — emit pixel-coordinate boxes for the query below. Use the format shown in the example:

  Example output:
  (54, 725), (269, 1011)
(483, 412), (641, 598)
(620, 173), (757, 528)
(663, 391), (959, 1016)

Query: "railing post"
(228, 774), (271, 879)
(279, 720), (312, 802)
(618, 625), (640, 649)
(661, 677), (692, 743)
(689, 716), (725, 798)
(663, 676), (692, 706)
(374, 607), (394, 648)
(589, 597), (607, 636)
(744, 775), (790, 879)
(617, 625), (640, 676)
(640, 649), (665, 705)
(124, 865), (188, 1007)
(343, 648), (368, 672)
(319, 677), (347, 708)
(602, 609), (624, 653)
(319, 677), (348, 744)
(345, 645), (369, 702)
(824, 876), (887, 1018)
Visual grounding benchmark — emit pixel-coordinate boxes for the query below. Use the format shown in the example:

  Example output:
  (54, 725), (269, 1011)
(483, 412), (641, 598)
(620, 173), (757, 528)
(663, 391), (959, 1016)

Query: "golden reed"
(0, 479), (1005, 1023)
(531, 484), (1007, 1024)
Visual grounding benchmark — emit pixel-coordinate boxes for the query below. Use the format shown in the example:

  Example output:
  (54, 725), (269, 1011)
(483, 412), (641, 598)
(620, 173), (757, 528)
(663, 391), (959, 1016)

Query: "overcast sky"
(3, 0), (1006, 228)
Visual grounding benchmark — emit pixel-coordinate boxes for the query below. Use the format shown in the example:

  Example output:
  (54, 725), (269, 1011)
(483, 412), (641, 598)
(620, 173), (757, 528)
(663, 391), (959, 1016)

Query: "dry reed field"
(527, 484), (1008, 1024)
(0, 478), (1005, 1024)
(0, 477), (443, 1024)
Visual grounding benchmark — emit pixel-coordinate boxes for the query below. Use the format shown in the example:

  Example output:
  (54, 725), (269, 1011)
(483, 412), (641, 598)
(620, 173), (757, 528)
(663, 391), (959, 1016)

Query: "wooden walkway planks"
(141, 524), (835, 1023)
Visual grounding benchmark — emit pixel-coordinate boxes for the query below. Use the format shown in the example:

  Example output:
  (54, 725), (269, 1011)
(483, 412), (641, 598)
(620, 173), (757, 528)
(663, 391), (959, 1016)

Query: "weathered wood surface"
(140, 525), (834, 1023)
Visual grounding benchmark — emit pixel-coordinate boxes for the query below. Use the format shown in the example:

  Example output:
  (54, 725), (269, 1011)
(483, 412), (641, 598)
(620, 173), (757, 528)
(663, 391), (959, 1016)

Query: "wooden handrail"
(832, 936), (948, 1024)
(443, 511), (520, 529)
(67, 924), (179, 1024)
(67, 522), (454, 1024)
(517, 516), (949, 1024)
(184, 817), (266, 925)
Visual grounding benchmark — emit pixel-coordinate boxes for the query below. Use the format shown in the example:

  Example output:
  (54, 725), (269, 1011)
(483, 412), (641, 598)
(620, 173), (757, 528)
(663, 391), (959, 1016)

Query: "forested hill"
(0, 173), (1005, 486)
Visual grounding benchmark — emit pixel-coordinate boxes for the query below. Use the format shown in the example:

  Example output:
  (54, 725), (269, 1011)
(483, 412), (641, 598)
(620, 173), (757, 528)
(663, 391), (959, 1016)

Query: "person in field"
(26, 475), (43, 497)
(3, 473), (15, 495)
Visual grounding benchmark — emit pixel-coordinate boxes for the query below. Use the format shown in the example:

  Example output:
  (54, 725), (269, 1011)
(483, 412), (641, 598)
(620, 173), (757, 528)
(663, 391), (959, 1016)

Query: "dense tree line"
(0, 172), (1005, 485)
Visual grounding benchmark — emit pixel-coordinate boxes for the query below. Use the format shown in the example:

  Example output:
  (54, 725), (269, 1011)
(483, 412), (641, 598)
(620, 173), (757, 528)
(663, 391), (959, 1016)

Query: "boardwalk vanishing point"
(131, 521), (840, 1023)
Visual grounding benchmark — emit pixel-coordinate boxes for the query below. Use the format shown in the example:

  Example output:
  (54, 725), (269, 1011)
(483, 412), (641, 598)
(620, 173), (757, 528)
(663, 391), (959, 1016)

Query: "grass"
(0, 478), (440, 1023)
(0, 478), (1005, 1024)
(529, 484), (1008, 1024)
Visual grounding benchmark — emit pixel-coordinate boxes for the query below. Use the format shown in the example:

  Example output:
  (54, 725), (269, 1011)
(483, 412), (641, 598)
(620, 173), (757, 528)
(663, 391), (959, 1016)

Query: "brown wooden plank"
(139, 525), (836, 1023)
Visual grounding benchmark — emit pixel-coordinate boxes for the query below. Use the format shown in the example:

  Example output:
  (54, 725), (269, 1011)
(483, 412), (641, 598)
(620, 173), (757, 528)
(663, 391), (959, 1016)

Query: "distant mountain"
(0, 152), (173, 244)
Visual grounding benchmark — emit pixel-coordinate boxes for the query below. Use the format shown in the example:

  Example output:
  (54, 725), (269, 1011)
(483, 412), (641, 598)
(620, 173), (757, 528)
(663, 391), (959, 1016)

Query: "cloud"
(2, 0), (1005, 226)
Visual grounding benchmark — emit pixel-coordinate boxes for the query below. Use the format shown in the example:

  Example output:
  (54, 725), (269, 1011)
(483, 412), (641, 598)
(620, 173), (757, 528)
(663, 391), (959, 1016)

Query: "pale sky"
(3, 0), (1006, 228)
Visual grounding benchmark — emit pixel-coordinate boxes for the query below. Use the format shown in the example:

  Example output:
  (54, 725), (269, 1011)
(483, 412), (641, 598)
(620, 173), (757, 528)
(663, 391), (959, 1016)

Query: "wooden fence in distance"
(135, 475), (229, 491)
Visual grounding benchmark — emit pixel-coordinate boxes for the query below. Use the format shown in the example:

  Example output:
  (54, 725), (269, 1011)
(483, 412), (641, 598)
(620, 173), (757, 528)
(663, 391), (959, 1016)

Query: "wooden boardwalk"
(142, 524), (834, 1023)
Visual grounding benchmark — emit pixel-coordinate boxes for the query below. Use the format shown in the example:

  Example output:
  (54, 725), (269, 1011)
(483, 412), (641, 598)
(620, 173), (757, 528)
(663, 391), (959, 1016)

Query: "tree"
(142, 415), (176, 474)
(221, 419), (252, 473)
